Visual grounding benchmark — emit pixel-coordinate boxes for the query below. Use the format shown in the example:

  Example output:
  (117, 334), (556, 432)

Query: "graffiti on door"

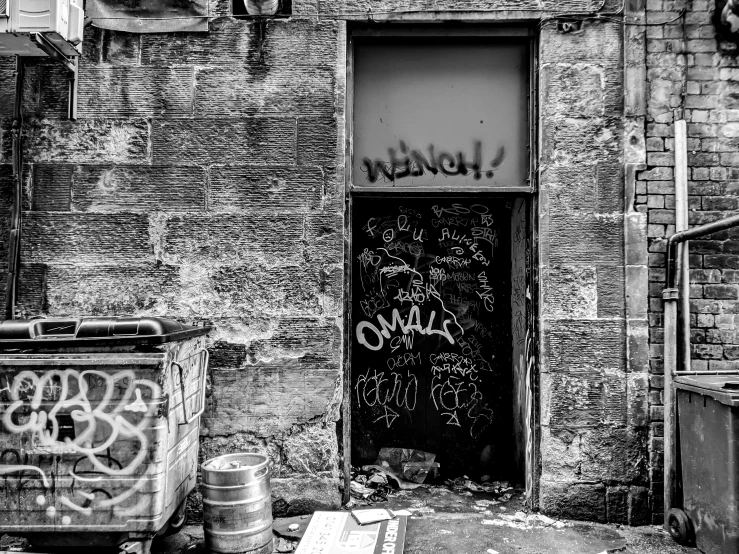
(351, 198), (512, 475)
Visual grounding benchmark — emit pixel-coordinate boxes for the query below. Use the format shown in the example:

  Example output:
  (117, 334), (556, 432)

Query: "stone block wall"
(538, 17), (650, 525)
(0, 15), (348, 517)
(640, 0), (739, 522)
(0, 0), (653, 524)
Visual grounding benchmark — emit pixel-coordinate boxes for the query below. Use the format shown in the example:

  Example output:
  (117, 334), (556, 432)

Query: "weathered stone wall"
(0, 0), (651, 523)
(538, 17), (650, 525)
(641, 0), (739, 523)
(0, 15), (348, 517)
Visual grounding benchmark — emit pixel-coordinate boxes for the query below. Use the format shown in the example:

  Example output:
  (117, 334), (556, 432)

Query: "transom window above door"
(351, 32), (532, 192)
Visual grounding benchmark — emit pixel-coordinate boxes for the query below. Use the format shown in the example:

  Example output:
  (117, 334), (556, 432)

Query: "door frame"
(341, 23), (540, 507)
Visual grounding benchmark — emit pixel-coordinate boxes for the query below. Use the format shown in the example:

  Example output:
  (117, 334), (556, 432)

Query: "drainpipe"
(674, 119), (691, 374)
(662, 115), (689, 529)
(661, 115), (689, 529)
(4, 56), (24, 320)
(662, 283), (678, 529)
(662, 211), (739, 527)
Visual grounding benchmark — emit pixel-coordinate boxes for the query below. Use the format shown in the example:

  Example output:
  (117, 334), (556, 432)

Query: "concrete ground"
(151, 487), (698, 554)
(154, 519), (695, 554)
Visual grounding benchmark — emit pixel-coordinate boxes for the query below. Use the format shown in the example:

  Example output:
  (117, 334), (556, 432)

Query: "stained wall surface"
(538, 17), (649, 524)
(0, 15), (348, 517)
(0, 0), (653, 523)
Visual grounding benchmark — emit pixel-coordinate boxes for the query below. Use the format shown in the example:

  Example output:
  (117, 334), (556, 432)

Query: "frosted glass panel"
(353, 39), (529, 188)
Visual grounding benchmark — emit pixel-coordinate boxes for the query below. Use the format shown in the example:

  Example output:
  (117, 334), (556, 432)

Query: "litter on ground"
(481, 512), (569, 530)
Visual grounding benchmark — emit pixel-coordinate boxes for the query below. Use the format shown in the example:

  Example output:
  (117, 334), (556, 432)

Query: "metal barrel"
(201, 453), (273, 554)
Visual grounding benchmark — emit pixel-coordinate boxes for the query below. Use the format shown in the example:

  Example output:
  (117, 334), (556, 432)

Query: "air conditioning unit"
(0, 0), (83, 57)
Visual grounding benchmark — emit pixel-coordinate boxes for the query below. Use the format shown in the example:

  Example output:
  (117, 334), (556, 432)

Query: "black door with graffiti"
(350, 197), (513, 478)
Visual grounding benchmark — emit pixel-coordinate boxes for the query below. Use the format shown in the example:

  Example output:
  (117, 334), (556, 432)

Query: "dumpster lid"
(0, 317), (211, 349)
(674, 375), (739, 407)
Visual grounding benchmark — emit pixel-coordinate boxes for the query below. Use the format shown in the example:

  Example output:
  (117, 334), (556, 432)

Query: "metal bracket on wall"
(30, 33), (79, 120)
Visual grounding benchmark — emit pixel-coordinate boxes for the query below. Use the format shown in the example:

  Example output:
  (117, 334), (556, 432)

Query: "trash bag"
(374, 447), (439, 484)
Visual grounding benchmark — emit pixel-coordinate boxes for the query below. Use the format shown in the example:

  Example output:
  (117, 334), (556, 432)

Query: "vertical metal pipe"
(679, 243), (690, 372)
(663, 288), (679, 529)
(674, 119), (691, 373)
(5, 55), (24, 320)
(68, 57), (78, 121)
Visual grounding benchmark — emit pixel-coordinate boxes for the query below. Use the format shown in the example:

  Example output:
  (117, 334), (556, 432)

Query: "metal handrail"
(665, 213), (739, 289)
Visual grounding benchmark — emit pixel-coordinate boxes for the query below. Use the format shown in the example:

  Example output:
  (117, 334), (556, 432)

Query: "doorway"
(345, 26), (537, 494)
(351, 196), (521, 480)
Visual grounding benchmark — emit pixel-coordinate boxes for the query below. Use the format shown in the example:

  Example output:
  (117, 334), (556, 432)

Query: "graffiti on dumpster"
(0, 368), (162, 522)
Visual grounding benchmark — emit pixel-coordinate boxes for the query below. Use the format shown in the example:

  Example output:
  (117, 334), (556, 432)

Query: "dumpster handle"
(172, 349), (209, 426)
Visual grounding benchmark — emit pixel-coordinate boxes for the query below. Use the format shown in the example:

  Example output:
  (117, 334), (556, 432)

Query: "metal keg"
(202, 453), (273, 554)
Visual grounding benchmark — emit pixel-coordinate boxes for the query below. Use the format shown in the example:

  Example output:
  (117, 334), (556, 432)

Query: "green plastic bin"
(673, 375), (739, 554)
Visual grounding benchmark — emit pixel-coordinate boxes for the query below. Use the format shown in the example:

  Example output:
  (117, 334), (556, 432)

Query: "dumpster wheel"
(159, 499), (188, 537)
(667, 508), (694, 545)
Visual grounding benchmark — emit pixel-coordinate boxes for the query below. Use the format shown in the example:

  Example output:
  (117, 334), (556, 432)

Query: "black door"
(351, 197), (513, 478)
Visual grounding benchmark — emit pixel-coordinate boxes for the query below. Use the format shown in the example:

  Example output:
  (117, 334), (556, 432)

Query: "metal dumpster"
(671, 375), (739, 553)
(0, 317), (211, 554)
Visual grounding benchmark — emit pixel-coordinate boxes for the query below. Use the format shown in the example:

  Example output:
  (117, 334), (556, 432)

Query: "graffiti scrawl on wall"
(360, 140), (506, 184)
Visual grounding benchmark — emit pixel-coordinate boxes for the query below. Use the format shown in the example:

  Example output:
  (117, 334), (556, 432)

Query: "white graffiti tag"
(1, 369), (161, 514)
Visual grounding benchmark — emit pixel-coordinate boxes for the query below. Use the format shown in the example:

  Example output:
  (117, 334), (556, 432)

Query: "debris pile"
(445, 476), (515, 498)
(347, 446), (532, 522)
(349, 466), (394, 503)
(349, 469), (524, 509)
(371, 447), (439, 484)
(348, 447), (441, 504)
(0, 535), (28, 552)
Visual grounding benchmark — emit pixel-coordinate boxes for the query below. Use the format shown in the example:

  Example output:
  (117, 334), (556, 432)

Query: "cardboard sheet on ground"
(294, 511), (407, 554)
(351, 509), (394, 525)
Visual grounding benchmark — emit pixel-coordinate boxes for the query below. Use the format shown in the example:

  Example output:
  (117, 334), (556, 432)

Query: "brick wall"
(0, 1), (655, 523)
(641, 0), (739, 522)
